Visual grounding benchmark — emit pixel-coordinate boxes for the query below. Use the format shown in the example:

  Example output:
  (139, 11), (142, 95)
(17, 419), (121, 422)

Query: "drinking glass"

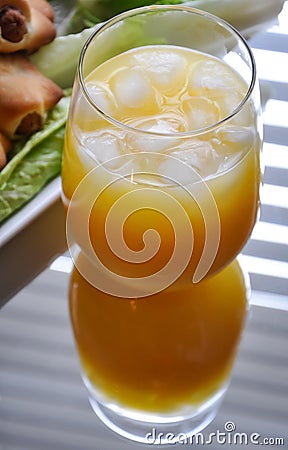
(62, 5), (261, 444)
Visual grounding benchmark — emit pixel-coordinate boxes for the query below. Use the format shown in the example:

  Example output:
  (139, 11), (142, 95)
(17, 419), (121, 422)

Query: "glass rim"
(78, 4), (257, 139)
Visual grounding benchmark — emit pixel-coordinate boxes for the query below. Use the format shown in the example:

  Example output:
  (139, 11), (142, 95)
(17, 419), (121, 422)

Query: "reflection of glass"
(62, 5), (261, 443)
(69, 257), (250, 443)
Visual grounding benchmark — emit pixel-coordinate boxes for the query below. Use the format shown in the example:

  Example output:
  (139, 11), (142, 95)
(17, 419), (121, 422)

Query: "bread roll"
(0, 131), (11, 169)
(0, 53), (63, 139)
(0, 0), (56, 53)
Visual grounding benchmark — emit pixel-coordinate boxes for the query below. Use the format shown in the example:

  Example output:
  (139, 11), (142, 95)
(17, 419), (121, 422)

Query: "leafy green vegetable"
(48, 0), (77, 28)
(0, 129), (64, 224)
(184, 0), (286, 36)
(30, 27), (94, 88)
(54, 0), (185, 34)
(31, 15), (165, 88)
(50, 0), (285, 36)
(39, 0), (285, 89)
(0, 95), (70, 224)
(56, 4), (101, 35)
(78, 0), (185, 19)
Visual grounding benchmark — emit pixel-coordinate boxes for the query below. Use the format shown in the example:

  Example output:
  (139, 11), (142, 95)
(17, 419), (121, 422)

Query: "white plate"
(0, 177), (61, 248)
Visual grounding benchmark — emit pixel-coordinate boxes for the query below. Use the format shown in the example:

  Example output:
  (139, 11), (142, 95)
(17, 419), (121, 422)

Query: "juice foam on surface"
(69, 258), (248, 413)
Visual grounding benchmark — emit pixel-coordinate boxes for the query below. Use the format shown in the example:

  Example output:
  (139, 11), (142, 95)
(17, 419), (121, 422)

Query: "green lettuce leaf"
(0, 95), (70, 224)
(38, 0), (285, 89)
(31, 16), (165, 88)
(74, 0), (185, 21)
(50, 0), (185, 35)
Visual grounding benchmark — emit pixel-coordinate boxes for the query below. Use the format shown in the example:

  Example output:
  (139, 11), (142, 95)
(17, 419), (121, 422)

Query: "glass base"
(86, 381), (225, 445)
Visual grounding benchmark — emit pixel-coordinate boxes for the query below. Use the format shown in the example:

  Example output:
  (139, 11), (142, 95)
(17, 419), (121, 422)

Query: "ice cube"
(158, 156), (194, 186)
(189, 59), (237, 92)
(74, 84), (116, 133)
(217, 153), (243, 173)
(170, 140), (221, 178)
(212, 88), (253, 125)
(82, 130), (125, 169)
(182, 96), (220, 130)
(111, 68), (154, 108)
(216, 90), (242, 115)
(143, 118), (181, 135)
(127, 117), (180, 153)
(75, 95), (98, 129)
(86, 83), (116, 116)
(216, 125), (256, 153)
(133, 49), (187, 94)
(230, 99), (254, 127)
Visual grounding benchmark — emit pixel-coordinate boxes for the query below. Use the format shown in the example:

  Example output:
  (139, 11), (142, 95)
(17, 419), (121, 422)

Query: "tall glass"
(62, 5), (261, 444)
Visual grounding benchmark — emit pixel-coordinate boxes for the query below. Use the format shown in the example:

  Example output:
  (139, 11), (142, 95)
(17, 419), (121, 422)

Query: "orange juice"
(69, 257), (248, 413)
(62, 45), (261, 290)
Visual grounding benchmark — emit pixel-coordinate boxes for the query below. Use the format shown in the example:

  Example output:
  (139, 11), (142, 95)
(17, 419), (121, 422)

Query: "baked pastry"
(0, 0), (56, 53)
(29, 0), (54, 21)
(0, 53), (63, 139)
(0, 131), (11, 169)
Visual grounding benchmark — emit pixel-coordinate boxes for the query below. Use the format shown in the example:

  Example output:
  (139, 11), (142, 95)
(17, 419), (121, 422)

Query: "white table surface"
(1, 3), (288, 449)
